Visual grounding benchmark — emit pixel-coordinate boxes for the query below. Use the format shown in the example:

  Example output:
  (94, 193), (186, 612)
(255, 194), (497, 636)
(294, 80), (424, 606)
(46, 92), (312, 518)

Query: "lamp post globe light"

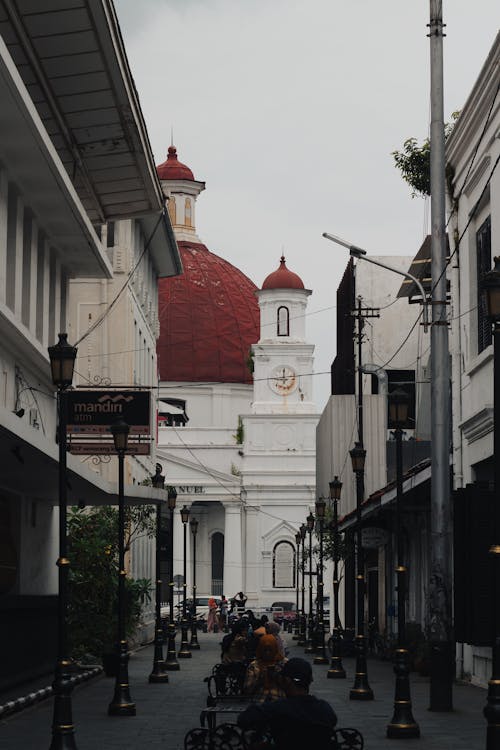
(314, 498), (328, 665)
(386, 389), (419, 737)
(327, 476), (346, 679)
(165, 487), (180, 670)
(178, 505), (192, 658)
(349, 442), (374, 700)
(482, 257), (500, 748)
(189, 517), (200, 650)
(304, 512), (316, 655)
(47, 333), (78, 750)
(293, 531), (302, 639)
(108, 419), (136, 716)
(149, 464), (169, 684)
(298, 523), (307, 646)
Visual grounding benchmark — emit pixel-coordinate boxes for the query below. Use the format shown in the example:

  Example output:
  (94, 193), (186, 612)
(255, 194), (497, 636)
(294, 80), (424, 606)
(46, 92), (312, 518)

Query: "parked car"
(270, 601), (297, 625)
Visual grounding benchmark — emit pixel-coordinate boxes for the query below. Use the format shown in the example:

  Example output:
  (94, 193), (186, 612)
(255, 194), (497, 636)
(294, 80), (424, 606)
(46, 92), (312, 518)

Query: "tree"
(392, 115), (459, 198)
(67, 505), (153, 661)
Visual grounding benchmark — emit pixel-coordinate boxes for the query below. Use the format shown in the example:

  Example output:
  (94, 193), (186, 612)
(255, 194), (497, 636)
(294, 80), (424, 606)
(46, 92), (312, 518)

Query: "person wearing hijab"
(221, 620), (249, 664)
(207, 597), (218, 633)
(244, 634), (287, 702)
(266, 620), (286, 659)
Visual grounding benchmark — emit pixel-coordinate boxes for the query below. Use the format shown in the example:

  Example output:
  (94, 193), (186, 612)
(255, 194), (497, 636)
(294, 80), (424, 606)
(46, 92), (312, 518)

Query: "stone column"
(223, 504), (243, 599)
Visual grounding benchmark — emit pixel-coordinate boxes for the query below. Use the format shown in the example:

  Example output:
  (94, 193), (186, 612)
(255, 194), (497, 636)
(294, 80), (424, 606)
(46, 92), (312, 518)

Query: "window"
(477, 216), (492, 354)
(106, 221), (115, 248)
(185, 198), (192, 227)
(168, 195), (176, 224)
(211, 532), (224, 594)
(277, 306), (289, 336)
(273, 541), (295, 588)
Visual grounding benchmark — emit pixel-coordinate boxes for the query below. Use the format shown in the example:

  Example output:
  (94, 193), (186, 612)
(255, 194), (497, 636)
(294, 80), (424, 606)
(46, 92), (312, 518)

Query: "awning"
(397, 235), (450, 302)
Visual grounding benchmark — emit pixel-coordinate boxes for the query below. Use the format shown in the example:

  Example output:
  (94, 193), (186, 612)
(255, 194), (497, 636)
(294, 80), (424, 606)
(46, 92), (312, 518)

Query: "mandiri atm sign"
(66, 389), (151, 455)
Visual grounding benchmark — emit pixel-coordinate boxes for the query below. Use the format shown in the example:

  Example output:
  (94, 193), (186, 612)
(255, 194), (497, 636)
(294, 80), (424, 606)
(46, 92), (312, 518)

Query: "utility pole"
(428, 0), (453, 711)
(353, 296), (381, 449)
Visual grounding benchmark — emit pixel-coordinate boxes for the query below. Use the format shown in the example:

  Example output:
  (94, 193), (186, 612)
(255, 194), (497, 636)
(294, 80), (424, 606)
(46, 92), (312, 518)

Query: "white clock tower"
(240, 257), (318, 609)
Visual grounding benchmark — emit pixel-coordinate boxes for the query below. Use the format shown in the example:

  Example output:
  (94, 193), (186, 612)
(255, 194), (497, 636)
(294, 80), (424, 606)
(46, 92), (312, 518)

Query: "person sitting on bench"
(238, 657), (338, 749)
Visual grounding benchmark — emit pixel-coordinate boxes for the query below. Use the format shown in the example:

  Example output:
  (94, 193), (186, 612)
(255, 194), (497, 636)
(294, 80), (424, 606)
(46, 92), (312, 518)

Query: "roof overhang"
(0, 35), (111, 278)
(140, 212), (182, 278)
(0, 1), (180, 239)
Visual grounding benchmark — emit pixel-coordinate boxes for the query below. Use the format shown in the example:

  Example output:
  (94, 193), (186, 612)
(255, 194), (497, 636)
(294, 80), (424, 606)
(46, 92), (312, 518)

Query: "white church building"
(156, 147), (318, 610)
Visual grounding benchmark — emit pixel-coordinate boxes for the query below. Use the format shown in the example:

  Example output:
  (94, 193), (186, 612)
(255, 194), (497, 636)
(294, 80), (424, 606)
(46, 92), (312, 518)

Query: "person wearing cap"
(238, 657), (337, 749)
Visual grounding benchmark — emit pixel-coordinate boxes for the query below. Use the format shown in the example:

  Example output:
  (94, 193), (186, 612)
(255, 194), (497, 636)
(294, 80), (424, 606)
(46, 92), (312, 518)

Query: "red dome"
(262, 256), (304, 290)
(157, 146), (195, 181)
(157, 242), (259, 383)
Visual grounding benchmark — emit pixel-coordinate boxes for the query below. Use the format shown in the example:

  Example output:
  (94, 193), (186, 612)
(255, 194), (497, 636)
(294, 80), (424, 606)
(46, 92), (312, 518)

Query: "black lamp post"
(178, 505), (192, 658)
(293, 531), (301, 639)
(165, 487), (179, 670)
(349, 441), (374, 700)
(149, 465), (169, 683)
(387, 389), (419, 737)
(305, 512), (315, 655)
(314, 498), (328, 664)
(189, 517), (200, 650)
(108, 419), (136, 716)
(482, 256), (500, 748)
(298, 523), (307, 646)
(328, 476), (346, 679)
(48, 333), (78, 750)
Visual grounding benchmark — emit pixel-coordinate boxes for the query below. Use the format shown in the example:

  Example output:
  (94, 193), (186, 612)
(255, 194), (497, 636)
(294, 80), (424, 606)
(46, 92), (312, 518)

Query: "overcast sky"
(114, 0), (499, 409)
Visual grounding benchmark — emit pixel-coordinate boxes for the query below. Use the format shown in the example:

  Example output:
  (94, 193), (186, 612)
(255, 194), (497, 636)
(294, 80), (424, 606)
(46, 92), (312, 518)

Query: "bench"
(185, 722), (364, 750)
(204, 662), (247, 706)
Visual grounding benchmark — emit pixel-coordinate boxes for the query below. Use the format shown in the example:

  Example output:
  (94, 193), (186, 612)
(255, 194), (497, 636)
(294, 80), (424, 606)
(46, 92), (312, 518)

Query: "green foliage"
(234, 416), (244, 445)
(67, 506), (152, 660)
(392, 115), (459, 198)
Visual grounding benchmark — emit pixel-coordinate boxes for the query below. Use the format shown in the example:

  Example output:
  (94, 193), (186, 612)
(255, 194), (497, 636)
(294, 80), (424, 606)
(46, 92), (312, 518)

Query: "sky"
(114, 0), (499, 409)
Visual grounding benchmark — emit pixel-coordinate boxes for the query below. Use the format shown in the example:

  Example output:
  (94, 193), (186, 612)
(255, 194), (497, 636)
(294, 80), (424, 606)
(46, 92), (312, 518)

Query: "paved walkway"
(0, 630), (487, 749)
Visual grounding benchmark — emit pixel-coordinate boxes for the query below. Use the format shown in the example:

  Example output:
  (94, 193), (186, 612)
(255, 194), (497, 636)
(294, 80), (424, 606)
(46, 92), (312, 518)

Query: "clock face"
(269, 365), (297, 395)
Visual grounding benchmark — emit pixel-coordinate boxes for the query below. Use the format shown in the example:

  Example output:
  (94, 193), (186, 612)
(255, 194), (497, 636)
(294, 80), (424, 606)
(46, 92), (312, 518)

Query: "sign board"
(361, 527), (389, 549)
(66, 389), (151, 456)
(67, 390), (150, 434)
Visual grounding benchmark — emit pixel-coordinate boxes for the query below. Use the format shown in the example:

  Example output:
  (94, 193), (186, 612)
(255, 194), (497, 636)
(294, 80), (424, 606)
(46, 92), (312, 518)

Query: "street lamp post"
(482, 257), (500, 748)
(328, 476), (346, 679)
(164, 488), (179, 670)
(386, 390), (419, 737)
(189, 517), (200, 650)
(314, 498), (328, 665)
(178, 505), (192, 658)
(108, 419), (136, 716)
(293, 531), (301, 639)
(149, 465), (169, 683)
(305, 512), (315, 655)
(298, 524), (307, 646)
(48, 333), (78, 750)
(349, 442), (374, 700)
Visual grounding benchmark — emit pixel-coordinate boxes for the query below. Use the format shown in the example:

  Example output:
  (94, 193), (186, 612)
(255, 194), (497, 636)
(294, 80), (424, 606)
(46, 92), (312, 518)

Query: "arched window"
(211, 532), (224, 596)
(185, 197), (192, 227)
(277, 306), (289, 336)
(273, 541), (295, 588)
(167, 195), (176, 224)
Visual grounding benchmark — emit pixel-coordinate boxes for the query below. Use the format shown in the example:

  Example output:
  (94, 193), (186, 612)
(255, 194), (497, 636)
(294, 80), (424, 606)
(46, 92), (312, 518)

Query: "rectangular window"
(36, 234), (45, 342)
(21, 209), (32, 327)
(6, 184), (17, 312)
(477, 216), (492, 354)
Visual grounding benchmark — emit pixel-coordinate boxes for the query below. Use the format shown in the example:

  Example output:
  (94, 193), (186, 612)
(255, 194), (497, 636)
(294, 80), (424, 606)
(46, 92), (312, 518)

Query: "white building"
(0, 0), (180, 689)
(446, 31), (500, 687)
(156, 148), (318, 610)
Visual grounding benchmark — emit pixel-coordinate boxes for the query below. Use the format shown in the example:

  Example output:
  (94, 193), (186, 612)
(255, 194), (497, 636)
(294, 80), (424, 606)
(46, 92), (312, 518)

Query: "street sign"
(69, 443), (150, 455)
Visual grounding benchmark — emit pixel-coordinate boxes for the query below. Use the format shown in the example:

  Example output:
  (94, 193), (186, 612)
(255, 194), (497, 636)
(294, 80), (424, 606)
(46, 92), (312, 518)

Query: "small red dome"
(157, 146), (195, 181)
(262, 256), (304, 290)
(157, 242), (259, 384)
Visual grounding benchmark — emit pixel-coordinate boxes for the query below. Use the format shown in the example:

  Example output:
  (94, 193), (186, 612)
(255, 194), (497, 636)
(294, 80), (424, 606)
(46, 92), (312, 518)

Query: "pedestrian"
(234, 591), (247, 616)
(218, 594), (229, 631)
(243, 634), (287, 702)
(238, 657), (338, 750)
(207, 596), (218, 633)
(266, 620), (286, 658)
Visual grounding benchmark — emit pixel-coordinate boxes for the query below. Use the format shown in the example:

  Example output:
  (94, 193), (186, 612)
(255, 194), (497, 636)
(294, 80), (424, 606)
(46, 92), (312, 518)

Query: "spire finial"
(170, 126), (174, 147)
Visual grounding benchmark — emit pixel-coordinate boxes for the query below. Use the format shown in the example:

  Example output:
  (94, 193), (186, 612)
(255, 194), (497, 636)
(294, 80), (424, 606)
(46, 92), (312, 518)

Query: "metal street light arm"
(322, 232), (429, 332)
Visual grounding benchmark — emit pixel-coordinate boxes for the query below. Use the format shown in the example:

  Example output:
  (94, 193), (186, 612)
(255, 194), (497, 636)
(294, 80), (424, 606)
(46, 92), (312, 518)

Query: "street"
(0, 630), (486, 749)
